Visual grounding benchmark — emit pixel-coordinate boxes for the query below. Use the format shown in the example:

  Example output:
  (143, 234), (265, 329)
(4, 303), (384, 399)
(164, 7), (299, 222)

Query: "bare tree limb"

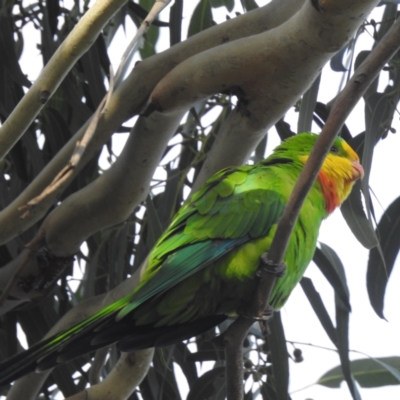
(41, 110), (185, 257)
(74, 349), (154, 400)
(19, 73), (114, 219)
(89, 347), (110, 385)
(190, 0), (380, 191)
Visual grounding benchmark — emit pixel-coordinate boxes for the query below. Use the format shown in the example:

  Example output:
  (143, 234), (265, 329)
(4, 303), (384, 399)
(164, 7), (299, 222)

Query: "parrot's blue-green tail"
(0, 305), (226, 386)
(0, 295), (131, 386)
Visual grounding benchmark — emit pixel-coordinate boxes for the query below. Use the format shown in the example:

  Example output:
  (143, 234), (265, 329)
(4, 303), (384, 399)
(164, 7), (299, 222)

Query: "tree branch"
(191, 0), (380, 192)
(64, 349), (154, 400)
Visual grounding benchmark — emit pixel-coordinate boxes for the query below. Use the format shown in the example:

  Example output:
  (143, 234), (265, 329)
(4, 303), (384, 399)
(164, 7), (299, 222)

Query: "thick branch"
(223, 6), (400, 400)
(187, 0), (379, 191)
(42, 110), (185, 256)
(80, 350), (154, 400)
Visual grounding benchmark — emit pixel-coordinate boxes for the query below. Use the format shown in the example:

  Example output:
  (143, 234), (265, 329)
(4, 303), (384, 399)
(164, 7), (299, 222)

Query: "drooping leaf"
(0, 13), (31, 88)
(146, 194), (164, 249)
(139, 0), (161, 59)
(171, 343), (198, 388)
(186, 367), (226, 400)
(210, 0), (234, 11)
(341, 181), (378, 249)
(153, 348), (182, 400)
(129, 1), (169, 27)
(188, 0), (214, 37)
(316, 243), (351, 311)
(335, 294), (362, 400)
(367, 196), (400, 318)
(252, 133), (268, 163)
(341, 132), (378, 251)
(80, 36), (107, 108)
(170, 0), (183, 46)
(46, 0), (60, 36)
(240, 0), (259, 12)
(330, 45), (349, 72)
(318, 356), (400, 388)
(297, 73), (321, 134)
(268, 312), (289, 400)
(300, 277), (337, 345)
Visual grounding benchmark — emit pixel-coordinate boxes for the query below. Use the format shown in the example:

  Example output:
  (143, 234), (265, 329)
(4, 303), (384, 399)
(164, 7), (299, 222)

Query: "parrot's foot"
(257, 253), (286, 278)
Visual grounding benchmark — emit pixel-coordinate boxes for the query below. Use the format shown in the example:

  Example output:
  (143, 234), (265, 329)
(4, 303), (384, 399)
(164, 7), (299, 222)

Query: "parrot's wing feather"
(119, 167), (285, 319)
(117, 237), (248, 319)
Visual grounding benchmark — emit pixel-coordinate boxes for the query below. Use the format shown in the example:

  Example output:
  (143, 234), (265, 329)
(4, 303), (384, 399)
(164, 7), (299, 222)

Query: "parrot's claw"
(257, 254), (286, 278)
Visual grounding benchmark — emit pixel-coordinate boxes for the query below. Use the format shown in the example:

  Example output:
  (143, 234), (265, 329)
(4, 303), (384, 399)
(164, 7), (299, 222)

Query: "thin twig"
(89, 347), (110, 385)
(114, 0), (172, 85)
(223, 14), (400, 400)
(19, 67), (115, 219)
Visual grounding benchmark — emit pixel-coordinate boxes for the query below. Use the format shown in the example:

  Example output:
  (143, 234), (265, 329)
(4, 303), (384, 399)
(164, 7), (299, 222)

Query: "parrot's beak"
(351, 160), (364, 181)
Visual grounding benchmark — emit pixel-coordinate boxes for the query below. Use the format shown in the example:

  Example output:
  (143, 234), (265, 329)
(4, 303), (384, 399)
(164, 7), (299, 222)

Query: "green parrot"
(0, 132), (363, 385)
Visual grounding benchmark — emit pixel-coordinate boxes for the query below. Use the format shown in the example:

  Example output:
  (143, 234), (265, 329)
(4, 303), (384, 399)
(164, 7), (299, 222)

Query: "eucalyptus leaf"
(188, 0), (213, 37)
(186, 367), (226, 400)
(300, 277), (337, 345)
(318, 357), (400, 388)
(268, 312), (289, 400)
(313, 245), (350, 312)
(367, 196), (400, 319)
(298, 73), (321, 134)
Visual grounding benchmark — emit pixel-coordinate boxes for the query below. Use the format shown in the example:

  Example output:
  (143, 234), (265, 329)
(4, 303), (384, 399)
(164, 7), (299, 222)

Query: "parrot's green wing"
(118, 165), (285, 318)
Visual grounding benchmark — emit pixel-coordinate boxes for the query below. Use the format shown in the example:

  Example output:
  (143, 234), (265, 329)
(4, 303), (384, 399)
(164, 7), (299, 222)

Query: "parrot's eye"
(330, 146), (339, 154)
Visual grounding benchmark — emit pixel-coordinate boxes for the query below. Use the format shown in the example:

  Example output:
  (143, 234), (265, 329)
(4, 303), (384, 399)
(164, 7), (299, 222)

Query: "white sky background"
(10, 1), (400, 400)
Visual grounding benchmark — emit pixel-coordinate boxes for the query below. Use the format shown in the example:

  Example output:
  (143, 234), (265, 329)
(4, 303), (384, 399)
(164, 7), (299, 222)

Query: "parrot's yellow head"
(271, 133), (364, 214)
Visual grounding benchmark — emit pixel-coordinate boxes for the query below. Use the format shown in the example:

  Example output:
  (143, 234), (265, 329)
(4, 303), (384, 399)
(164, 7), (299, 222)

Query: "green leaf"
(367, 196), (400, 319)
(171, 343), (198, 387)
(169, 0), (183, 45)
(253, 133), (268, 163)
(210, 0), (234, 11)
(139, 22), (160, 59)
(268, 312), (289, 400)
(0, 13), (31, 88)
(240, 0), (259, 12)
(146, 194), (164, 249)
(186, 367), (226, 400)
(330, 45), (349, 72)
(297, 73), (321, 133)
(300, 277), (337, 345)
(341, 180), (378, 249)
(317, 243), (351, 311)
(340, 133), (378, 249)
(46, 0), (61, 36)
(335, 293), (362, 400)
(318, 357), (400, 388)
(188, 0), (213, 37)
